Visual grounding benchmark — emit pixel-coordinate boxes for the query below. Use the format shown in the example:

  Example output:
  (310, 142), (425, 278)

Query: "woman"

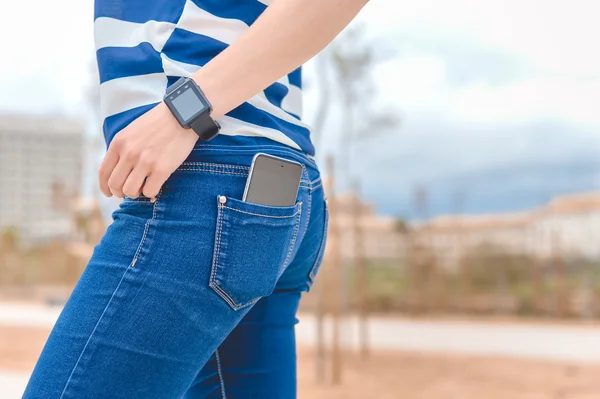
(23, 0), (368, 397)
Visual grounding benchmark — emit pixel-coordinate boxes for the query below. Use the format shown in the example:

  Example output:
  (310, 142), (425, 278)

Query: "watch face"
(166, 81), (210, 127)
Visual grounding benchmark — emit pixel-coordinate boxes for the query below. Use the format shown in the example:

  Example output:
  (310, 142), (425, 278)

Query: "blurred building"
(532, 192), (600, 260)
(417, 212), (532, 270)
(330, 194), (405, 262)
(416, 191), (600, 269)
(0, 114), (84, 245)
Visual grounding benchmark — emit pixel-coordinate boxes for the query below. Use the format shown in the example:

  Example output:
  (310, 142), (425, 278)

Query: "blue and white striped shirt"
(94, 0), (314, 155)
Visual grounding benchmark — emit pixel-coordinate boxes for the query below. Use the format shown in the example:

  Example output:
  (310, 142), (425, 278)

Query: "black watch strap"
(190, 113), (220, 141)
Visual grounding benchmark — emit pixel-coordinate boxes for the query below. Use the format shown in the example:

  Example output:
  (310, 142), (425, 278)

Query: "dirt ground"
(3, 325), (600, 399)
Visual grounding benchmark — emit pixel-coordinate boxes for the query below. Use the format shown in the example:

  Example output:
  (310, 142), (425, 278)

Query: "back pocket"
(209, 195), (302, 310)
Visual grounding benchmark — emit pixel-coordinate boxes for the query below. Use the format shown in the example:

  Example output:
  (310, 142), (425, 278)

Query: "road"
(3, 302), (600, 363)
(296, 315), (600, 364)
(4, 302), (600, 399)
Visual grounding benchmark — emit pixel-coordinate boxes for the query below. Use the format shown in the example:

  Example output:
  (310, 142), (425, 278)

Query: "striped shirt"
(94, 0), (314, 155)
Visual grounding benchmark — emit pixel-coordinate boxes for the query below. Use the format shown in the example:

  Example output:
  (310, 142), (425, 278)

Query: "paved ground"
(5, 302), (600, 398)
(4, 324), (600, 399)
(296, 315), (600, 364)
(5, 302), (600, 363)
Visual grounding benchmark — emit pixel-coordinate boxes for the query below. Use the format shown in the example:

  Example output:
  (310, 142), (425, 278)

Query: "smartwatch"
(163, 77), (220, 141)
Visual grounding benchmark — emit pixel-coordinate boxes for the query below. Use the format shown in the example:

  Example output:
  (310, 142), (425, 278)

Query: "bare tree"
(330, 25), (400, 177)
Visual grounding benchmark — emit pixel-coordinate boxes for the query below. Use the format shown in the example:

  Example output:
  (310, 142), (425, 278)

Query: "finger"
(107, 159), (134, 198)
(142, 164), (171, 200)
(122, 164), (151, 199)
(98, 150), (119, 197)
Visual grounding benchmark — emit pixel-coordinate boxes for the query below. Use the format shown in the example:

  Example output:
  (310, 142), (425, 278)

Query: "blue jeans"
(23, 141), (328, 399)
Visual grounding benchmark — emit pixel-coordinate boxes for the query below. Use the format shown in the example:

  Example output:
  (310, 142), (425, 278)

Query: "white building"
(329, 194), (405, 261)
(418, 212), (532, 270)
(0, 114), (84, 244)
(532, 192), (600, 260)
(416, 191), (600, 268)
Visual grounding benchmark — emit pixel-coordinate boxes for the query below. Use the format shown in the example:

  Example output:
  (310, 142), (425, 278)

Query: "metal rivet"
(219, 196), (227, 204)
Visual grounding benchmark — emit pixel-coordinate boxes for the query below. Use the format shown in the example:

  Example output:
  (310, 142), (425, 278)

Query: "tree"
(329, 25), (400, 178)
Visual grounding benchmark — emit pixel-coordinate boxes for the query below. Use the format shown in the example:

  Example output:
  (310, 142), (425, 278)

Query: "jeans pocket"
(307, 198), (329, 290)
(209, 195), (303, 310)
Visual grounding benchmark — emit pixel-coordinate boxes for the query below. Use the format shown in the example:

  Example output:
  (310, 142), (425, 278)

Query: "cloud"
(360, 0), (600, 77)
(302, 0), (600, 220)
(0, 0), (94, 112)
(1, 0), (599, 220)
(353, 119), (600, 218)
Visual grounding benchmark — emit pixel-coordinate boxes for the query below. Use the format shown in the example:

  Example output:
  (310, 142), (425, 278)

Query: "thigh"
(23, 161), (306, 399)
(185, 291), (301, 399)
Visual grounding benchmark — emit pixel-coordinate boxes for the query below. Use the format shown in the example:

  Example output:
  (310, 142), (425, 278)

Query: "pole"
(327, 156), (343, 384)
(315, 170), (329, 383)
(353, 179), (369, 359)
(554, 232), (567, 318)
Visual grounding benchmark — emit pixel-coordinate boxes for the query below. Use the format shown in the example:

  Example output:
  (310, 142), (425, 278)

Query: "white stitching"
(176, 168), (248, 176)
(59, 271), (131, 398)
(308, 199), (329, 285)
(215, 349), (227, 399)
(209, 204), (256, 310)
(212, 282), (259, 311)
(220, 204), (301, 219)
(176, 167), (311, 184)
(187, 146), (319, 169)
(58, 190), (162, 398)
(180, 161), (249, 170)
(300, 190), (312, 246)
(209, 201), (303, 310)
(130, 188), (161, 267)
(209, 203), (226, 300)
(282, 209), (302, 272)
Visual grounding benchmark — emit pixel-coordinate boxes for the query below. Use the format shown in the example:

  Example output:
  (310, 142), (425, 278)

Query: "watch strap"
(190, 112), (220, 141)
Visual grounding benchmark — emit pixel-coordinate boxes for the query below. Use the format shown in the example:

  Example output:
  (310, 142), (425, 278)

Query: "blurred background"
(2, 0), (600, 398)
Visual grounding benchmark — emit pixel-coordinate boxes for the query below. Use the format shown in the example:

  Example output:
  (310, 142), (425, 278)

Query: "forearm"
(192, 0), (369, 119)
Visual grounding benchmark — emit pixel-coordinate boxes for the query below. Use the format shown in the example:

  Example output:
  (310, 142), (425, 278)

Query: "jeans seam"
(130, 188), (161, 267)
(215, 349), (227, 399)
(189, 145), (319, 170)
(308, 199), (329, 288)
(220, 204), (301, 219)
(300, 189), (312, 246)
(58, 274), (128, 399)
(180, 161), (250, 170)
(209, 203), (249, 310)
(281, 209), (303, 273)
(176, 168), (248, 176)
(177, 166), (310, 184)
(58, 190), (162, 398)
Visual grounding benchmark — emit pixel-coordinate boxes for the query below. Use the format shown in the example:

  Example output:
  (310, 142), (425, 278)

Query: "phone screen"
(243, 154), (303, 207)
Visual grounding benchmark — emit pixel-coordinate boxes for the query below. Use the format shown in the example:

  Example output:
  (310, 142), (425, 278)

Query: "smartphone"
(242, 153), (303, 207)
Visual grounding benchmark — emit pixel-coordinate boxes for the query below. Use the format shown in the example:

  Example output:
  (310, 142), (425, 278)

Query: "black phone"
(242, 153), (303, 207)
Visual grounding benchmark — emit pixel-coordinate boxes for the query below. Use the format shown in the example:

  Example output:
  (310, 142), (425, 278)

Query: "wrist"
(163, 77), (221, 141)
(190, 71), (225, 119)
(156, 101), (197, 138)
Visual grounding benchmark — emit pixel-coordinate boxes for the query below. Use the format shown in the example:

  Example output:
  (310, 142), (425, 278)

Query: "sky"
(1, 0), (599, 219)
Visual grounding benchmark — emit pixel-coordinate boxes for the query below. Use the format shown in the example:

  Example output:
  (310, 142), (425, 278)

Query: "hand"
(98, 102), (199, 200)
